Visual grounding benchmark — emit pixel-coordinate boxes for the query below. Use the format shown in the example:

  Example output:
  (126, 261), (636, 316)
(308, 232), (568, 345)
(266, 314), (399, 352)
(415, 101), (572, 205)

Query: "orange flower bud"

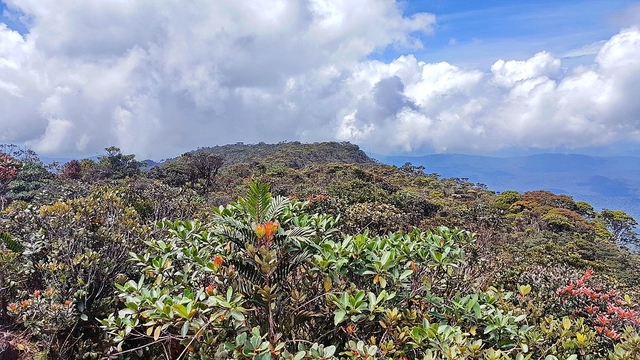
(213, 255), (224, 267)
(206, 284), (215, 295)
(255, 224), (266, 238)
(264, 221), (279, 237)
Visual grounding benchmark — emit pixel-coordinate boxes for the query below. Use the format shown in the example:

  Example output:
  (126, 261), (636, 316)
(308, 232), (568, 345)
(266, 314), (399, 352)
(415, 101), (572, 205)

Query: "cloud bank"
(0, 0), (640, 158)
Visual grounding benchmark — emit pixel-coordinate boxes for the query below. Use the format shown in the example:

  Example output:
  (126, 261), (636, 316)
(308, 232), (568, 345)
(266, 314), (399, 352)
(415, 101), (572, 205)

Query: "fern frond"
(283, 227), (316, 248)
(239, 181), (273, 223)
(0, 232), (23, 253)
(229, 258), (264, 286)
(265, 196), (290, 222)
(212, 215), (248, 231)
(292, 310), (323, 326)
(269, 250), (312, 285)
(214, 225), (257, 249)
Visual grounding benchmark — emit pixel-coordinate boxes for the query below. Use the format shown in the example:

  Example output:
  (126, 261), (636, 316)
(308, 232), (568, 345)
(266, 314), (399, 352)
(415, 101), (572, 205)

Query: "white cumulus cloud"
(337, 27), (640, 153)
(0, 1), (640, 158)
(0, 0), (435, 158)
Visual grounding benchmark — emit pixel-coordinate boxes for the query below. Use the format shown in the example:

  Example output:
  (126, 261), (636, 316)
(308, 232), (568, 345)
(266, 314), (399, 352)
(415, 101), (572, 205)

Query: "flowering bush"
(556, 269), (640, 341)
(2, 161), (640, 360)
(7, 288), (76, 356)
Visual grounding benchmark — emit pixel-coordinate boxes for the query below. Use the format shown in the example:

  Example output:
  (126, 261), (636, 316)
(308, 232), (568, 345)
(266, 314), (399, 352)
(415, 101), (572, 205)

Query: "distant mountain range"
(375, 153), (640, 224)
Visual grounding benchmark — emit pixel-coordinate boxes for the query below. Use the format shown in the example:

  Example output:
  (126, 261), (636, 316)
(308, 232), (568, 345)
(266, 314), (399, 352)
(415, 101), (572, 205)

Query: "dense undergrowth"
(0, 142), (639, 359)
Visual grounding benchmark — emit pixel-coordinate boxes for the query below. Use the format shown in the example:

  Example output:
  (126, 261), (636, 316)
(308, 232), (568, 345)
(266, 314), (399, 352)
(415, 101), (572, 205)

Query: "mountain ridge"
(375, 152), (640, 226)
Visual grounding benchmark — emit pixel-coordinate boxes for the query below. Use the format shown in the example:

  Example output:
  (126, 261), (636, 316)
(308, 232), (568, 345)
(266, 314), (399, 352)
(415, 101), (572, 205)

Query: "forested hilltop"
(1, 141), (640, 359)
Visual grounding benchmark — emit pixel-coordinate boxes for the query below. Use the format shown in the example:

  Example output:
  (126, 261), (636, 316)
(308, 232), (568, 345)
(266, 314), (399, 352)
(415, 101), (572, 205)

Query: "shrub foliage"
(0, 142), (639, 359)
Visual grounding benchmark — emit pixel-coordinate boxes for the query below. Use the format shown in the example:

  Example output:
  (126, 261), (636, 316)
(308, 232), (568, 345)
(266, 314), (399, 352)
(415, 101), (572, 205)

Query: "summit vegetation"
(0, 141), (639, 359)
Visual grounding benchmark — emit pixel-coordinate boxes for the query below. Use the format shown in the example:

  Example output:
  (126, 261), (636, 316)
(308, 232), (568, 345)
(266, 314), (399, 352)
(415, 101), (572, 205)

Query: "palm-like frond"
(213, 224), (257, 249)
(213, 215), (247, 230)
(268, 249), (311, 285)
(277, 226), (317, 249)
(239, 181), (273, 223)
(265, 195), (290, 222)
(229, 257), (263, 286)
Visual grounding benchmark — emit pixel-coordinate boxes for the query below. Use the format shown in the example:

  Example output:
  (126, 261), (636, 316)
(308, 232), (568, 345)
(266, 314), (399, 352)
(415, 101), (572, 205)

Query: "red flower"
(585, 305), (598, 314)
(7, 303), (17, 311)
(33, 290), (41, 297)
(619, 310), (637, 320)
(557, 284), (574, 295)
(596, 315), (611, 326)
(603, 328), (620, 340)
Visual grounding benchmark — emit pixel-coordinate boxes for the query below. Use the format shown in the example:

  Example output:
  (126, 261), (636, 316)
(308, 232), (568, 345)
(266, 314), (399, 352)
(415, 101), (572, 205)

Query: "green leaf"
(181, 322), (190, 337)
(368, 292), (376, 309)
(324, 345), (336, 357)
(226, 287), (233, 303)
(380, 251), (391, 266)
(173, 304), (189, 318)
(118, 309), (135, 317)
(432, 251), (443, 262)
(230, 312), (245, 321)
(400, 269), (413, 280)
(236, 332), (247, 346)
(473, 302), (481, 319)
(334, 309), (346, 325)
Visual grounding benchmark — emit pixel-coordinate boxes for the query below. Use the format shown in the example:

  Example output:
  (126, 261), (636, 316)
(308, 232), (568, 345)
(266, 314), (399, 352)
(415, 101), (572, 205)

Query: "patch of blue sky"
(0, 1), (29, 35)
(370, 0), (640, 70)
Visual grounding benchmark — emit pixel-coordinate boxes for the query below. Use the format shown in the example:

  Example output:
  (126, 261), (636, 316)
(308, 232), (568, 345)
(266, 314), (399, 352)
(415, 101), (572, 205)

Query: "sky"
(1, 0), (640, 159)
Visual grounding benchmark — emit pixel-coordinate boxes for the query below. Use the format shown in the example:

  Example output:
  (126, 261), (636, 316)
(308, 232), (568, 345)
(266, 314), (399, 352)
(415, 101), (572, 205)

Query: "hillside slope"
(181, 141), (375, 168)
(376, 153), (640, 225)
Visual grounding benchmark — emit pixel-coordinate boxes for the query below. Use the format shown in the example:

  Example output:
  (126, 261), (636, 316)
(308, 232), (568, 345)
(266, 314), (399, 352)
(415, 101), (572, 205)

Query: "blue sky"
(0, 2), (27, 34)
(378, 0), (638, 68)
(1, 0), (640, 158)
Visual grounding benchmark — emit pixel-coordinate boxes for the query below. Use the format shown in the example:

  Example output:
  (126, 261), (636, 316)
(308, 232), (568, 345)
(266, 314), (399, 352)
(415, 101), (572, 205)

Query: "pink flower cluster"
(556, 269), (639, 341)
